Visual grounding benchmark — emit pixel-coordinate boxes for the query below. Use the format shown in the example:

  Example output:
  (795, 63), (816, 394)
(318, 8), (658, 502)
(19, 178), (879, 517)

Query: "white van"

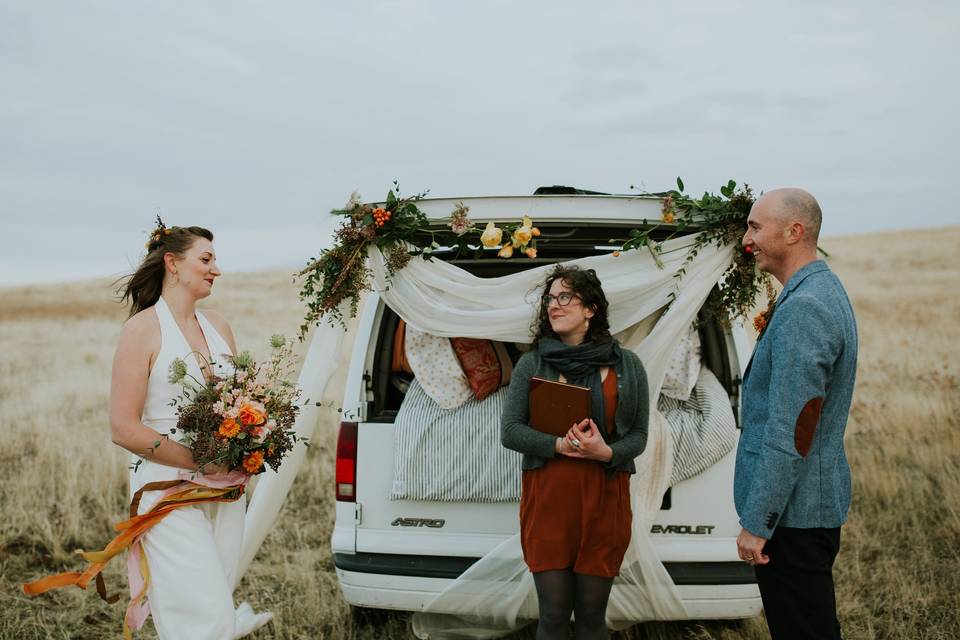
(331, 189), (762, 624)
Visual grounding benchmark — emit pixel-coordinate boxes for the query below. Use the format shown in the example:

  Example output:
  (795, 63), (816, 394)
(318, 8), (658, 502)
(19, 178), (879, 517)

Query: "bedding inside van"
(390, 365), (737, 502)
(390, 378), (522, 502)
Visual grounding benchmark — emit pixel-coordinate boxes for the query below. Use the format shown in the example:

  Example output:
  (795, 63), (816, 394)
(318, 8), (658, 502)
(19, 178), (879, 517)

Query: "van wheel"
(350, 605), (392, 627)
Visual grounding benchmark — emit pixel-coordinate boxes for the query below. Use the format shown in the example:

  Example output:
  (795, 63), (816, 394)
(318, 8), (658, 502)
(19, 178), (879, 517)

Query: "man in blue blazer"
(735, 188), (858, 639)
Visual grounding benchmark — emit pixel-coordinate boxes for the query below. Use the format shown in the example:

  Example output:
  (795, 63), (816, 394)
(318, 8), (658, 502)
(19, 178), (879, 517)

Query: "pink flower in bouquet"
(238, 401), (267, 427)
(250, 419), (278, 444)
(212, 400), (225, 415)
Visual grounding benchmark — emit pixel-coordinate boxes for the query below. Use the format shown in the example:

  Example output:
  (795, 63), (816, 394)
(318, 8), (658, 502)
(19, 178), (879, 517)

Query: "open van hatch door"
(343, 192), (743, 562)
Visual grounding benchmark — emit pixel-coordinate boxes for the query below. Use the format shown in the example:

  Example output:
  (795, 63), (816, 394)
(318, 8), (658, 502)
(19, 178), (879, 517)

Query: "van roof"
(405, 193), (669, 226)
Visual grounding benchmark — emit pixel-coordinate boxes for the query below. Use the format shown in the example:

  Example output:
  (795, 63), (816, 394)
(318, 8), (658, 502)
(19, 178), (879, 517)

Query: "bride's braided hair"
(116, 215), (213, 317)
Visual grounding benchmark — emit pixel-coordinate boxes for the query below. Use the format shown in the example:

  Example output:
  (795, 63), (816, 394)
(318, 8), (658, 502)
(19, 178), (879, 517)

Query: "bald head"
(756, 188), (822, 245)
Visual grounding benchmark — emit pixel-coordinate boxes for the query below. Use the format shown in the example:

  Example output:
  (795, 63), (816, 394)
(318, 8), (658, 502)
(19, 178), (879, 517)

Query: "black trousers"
(754, 526), (842, 640)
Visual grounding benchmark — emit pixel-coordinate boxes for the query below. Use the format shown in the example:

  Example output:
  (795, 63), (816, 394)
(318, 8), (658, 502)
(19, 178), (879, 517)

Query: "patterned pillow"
(449, 338), (514, 401)
(403, 325), (474, 410)
(661, 323), (702, 401)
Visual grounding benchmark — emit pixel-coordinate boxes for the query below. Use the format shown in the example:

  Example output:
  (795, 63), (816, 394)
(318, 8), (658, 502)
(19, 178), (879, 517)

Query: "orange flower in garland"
(661, 194), (676, 223)
(219, 418), (241, 438)
(243, 450), (265, 473)
(372, 207), (392, 227)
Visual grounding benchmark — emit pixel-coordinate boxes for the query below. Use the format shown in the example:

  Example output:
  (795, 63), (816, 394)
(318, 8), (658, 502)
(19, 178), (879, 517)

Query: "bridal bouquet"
(166, 334), (305, 475)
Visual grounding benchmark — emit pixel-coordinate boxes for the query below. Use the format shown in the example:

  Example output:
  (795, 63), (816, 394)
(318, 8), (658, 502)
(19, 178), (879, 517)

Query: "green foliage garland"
(297, 179), (770, 338)
(622, 178), (770, 325)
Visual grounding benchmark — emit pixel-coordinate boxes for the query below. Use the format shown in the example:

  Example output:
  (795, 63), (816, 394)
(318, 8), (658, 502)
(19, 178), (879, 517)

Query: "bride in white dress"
(111, 222), (273, 639)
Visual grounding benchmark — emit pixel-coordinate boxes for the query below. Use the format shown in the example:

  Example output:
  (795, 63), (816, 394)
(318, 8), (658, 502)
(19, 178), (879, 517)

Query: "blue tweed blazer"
(734, 260), (858, 538)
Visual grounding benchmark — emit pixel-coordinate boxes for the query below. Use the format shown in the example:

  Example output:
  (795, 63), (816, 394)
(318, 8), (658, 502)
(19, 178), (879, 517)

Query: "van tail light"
(335, 421), (358, 502)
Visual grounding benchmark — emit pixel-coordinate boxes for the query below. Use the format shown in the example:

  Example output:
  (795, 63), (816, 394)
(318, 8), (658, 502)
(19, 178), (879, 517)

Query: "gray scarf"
(537, 337), (622, 440)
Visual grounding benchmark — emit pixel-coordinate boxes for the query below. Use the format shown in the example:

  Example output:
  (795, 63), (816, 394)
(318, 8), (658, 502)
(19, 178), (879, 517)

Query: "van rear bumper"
(334, 552), (762, 620)
(334, 551), (756, 585)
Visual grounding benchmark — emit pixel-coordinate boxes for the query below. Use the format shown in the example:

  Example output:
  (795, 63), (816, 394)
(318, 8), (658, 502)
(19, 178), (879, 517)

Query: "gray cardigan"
(500, 345), (649, 473)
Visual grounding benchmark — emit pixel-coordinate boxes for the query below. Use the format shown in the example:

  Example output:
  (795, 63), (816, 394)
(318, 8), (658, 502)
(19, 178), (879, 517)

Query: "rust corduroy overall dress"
(519, 369), (633, 578)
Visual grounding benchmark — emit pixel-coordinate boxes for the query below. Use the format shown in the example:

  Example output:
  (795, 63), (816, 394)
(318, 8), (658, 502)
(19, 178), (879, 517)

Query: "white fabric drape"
(236, 234), (735, 636)
(234, 318), (347, 584)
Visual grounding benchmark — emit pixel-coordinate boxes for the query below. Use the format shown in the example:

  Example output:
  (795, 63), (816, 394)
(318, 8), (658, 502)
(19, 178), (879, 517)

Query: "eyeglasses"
(541, 292), (581, 307)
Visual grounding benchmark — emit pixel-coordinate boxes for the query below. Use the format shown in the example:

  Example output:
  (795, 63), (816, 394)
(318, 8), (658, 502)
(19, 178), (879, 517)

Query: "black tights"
(533, 569), (613, 639)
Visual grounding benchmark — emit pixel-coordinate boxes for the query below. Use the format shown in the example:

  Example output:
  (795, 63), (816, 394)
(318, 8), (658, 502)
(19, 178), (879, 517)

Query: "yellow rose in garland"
(512, 216), (534, 247)
(480, 221), (503, 248)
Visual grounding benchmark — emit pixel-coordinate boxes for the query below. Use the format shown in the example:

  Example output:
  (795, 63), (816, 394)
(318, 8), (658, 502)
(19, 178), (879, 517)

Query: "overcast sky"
(2, 1), (957, 285)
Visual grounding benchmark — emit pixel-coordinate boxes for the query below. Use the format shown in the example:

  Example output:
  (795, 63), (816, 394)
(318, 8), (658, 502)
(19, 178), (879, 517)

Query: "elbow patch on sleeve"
(794, 397), (824, 457)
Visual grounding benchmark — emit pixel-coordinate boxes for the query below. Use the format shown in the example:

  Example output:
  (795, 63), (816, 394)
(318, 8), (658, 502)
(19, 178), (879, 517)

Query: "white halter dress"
(129, 297), (272, 639)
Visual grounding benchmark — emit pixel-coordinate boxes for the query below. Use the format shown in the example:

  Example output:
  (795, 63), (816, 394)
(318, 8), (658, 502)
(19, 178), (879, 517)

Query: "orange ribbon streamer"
(23, 479), (246, 639)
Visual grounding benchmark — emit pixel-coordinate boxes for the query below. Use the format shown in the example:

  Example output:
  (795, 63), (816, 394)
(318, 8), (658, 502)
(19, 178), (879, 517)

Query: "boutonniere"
(753, 278), (779, 338)
(753, 277), (777, 340)
(753, 303), (774, 337)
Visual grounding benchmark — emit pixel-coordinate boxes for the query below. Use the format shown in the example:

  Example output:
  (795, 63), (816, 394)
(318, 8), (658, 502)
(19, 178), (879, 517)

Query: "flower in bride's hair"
(480, 222), (503, 249)
(168, 358), (188, 384)
(232, 351), (253, 370)
(243, 450), (265, 473)
(218, 418), (241, 438)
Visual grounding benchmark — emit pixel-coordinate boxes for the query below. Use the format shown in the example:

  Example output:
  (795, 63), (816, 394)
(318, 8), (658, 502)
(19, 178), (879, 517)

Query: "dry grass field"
(2, 227), (958, 639)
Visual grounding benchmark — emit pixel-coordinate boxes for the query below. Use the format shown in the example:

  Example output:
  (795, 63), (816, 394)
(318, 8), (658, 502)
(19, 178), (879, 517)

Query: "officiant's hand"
(563, 419), (613, 462)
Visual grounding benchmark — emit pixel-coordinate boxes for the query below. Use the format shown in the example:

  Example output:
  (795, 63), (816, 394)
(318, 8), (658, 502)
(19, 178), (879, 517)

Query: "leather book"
(529, 377), (592, 437)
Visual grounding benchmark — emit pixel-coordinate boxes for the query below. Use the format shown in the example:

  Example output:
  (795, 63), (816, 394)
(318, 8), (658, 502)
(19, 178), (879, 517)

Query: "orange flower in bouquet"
(218, 418), (241, 438)
(237, 401), (267, 427)
(243, 450), (265, 473)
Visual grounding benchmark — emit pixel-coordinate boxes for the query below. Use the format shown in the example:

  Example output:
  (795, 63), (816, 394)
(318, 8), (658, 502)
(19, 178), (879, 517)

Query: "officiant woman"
(501, 264), (649, 639)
